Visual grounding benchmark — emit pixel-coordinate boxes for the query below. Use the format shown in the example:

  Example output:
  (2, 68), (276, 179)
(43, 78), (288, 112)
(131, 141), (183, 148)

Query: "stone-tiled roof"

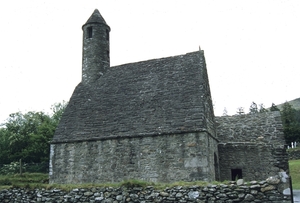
(83, 9), (109, 29)
(52, 51), (212, 143)
(215, 111), (285, 145)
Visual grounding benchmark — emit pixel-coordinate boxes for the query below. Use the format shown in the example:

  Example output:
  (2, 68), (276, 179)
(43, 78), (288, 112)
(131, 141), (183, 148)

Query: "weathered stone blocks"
(2, 179), (291, 202)
(50, 132), (218, 184)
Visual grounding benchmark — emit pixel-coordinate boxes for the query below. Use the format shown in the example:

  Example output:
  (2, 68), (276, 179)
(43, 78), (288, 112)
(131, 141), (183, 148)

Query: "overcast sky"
(0, 0), (299, 123)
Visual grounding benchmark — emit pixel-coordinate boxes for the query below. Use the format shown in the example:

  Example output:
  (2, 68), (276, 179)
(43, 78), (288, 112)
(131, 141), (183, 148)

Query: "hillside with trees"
(247, 99), (300, 146)
(276, 97), (300, 110)
(268, 98), (300, 145)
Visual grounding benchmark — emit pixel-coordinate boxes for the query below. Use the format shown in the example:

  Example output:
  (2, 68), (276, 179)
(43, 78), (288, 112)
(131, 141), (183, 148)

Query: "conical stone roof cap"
(83, 9), (110, 30)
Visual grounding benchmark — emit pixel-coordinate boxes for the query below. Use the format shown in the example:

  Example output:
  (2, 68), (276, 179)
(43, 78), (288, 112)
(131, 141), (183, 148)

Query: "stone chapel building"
(50, 9), (289, 184)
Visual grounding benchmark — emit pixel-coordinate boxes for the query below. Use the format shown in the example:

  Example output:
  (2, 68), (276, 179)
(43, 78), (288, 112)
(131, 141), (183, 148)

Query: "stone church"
(50, 9), (288, 184)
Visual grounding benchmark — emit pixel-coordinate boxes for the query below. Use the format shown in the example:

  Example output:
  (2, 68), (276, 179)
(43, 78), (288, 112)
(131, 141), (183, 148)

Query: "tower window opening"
(231, 169), (242, 181)
(106, 29), (109, 41)
(107, 50), (110, 59)
(87, 27), (93, 38)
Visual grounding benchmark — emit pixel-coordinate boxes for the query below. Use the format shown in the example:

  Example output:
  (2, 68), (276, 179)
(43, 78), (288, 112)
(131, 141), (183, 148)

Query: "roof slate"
(83, 9), (109, 28)
(52, 51), (210, 143)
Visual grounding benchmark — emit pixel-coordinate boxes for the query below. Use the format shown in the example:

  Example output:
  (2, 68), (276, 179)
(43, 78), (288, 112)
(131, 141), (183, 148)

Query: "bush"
(120, 179), (150, 188)
(0, 162), (25, 175)
(26, 162), (49, 173)
(0, 162), (49, 175)
(0, 178), (12, 185)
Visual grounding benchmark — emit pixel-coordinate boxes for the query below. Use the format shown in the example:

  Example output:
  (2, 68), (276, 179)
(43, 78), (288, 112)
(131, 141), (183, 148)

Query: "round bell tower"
(82, 9), (110, 84)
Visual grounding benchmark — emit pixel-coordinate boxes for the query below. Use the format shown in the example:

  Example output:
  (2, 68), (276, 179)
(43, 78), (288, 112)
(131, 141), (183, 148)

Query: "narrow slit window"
(106, 29), (109, 41)
(87, 27), (93, 39)
(107, 50), (110, 59)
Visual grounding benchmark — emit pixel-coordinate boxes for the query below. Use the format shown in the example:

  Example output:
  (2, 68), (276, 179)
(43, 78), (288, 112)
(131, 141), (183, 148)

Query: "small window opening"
(106, 29), (109, 41)
(87, 27), (93, 39)
(231, 169), (242, 181)
(107, 50), (110, 59)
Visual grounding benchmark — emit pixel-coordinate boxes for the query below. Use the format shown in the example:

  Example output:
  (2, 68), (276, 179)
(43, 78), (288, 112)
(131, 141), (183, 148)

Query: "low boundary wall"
(288, 148), (300, 160)
(0, 176), (291, 203)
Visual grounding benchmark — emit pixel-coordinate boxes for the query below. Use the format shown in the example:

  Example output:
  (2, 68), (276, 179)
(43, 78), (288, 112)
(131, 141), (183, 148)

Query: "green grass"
(0, 173), (49, 190)
(0, 162), (299, 190)
(0, 173), (214, 191)
(287, 148), (300, 152)
(289, 159), (300, 189)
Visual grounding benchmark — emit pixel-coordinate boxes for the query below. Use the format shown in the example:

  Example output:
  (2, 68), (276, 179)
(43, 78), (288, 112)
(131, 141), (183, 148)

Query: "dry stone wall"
(288, 148), (300, 160)
(0, 176), (291, 202)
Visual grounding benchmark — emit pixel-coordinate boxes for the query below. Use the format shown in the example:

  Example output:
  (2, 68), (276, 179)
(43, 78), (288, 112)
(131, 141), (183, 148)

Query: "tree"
(0, 128), (10, 164)
(270, 103), (280, 111)
(3, 111), (55, 163)
(222, 107), (228, 116)
(51, 101), (68, 126)
(0, 101), (68, 164)
(281, 102), (300, 144)
(249, 102), (258, 114)
(236, 107), (245, 115)
(259, 103), (268, 113)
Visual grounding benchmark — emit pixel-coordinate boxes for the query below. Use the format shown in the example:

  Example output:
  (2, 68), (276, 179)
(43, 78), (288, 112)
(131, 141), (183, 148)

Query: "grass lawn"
(0, 160), (299, 190)
(0, 173), (212, 191)
(289, 159), (300, 189)
(0, 173), (49, 190)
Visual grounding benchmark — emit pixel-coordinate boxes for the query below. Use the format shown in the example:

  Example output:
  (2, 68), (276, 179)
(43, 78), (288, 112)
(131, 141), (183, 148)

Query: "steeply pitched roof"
(52, 51), (212, 143)
(82, 9), (110, 29)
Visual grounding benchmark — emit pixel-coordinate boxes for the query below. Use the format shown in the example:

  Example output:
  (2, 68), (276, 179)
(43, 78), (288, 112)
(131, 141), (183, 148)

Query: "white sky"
(0, 0), (299, 123)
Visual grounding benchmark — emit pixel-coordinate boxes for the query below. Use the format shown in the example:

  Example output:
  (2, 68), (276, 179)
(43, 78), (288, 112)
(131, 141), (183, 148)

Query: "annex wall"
(216, 111), (288, 181)
(50, 132), (218, 184)
(215, 111), (285, 144)
(218, 143), (289, 181)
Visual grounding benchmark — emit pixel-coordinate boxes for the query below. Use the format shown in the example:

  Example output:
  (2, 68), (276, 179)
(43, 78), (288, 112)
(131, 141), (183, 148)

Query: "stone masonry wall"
(215, 111), (285, 145)
(215, 112), (288, 182)
(50, 132), (218, 184)
(218, 143), (289, 181)
(82, 12), (110, 84)
(288, 148), (300, 160)
(0, 176), (291, 202)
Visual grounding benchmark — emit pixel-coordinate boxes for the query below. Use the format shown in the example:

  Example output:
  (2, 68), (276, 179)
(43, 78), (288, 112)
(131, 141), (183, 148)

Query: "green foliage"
(249, 102), (258, 114)
(0, 178), (12, 186)
(281, 102), (300, 144)
(259, 103), (268, 113)
(276, 98), (300, 111)
(236, 107), (244, 115)
(51, 101), (68, 126)
(0, 174), (218, 190)
(270, 103), (280, 111)
(0, 162), (25, 175)
(25, 162), (49, 173)
(2, 111), (55, 163)
(121, 179), (150, 188)
(0, 128), (10, 164)
(0, 101), (67, 171)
